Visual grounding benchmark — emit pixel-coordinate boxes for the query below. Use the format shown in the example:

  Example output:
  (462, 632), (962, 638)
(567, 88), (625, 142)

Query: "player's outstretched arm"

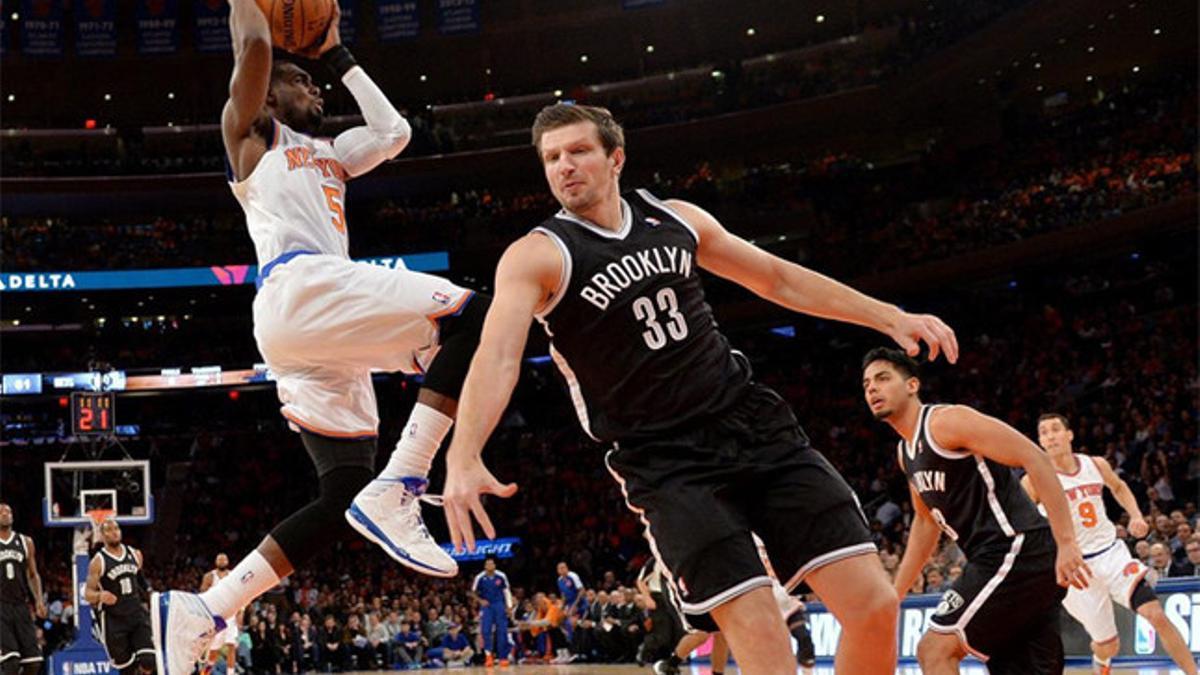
(308, 5), (410, 178)
(222, 0), (272, 178)
(1094, 456), (1149, 537)
(669, 199), (959, 364)
(443, 233), (561, 552)
(24, 536), (46, 618)
(893, 486), (941, 599)
(929, 405), (1092, 589)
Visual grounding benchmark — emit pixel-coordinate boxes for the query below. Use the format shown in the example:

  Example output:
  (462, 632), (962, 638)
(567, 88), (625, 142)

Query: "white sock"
(380, 403), (453, 480)
(198, 551), (281, 620)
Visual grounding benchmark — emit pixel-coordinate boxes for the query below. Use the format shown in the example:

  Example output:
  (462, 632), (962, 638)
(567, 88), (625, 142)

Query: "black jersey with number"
(97, 545), (144, 617)
(898, 404), (1049, 559)
(0, 532), (31, 605)
(533, 189), (752, 443)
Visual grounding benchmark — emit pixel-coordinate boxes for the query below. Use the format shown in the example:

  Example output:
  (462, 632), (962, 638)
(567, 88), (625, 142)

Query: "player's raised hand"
(299, 0), (341, 59)
(443, 458), (518, 554)
(1055, 540), (1092, 590)
(1128, 516), (1150, 538)
(888, 311), (959, 364)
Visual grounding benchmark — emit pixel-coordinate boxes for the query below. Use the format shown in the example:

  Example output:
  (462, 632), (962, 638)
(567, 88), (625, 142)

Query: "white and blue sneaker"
(151, 591), (224, 675)
(346, 477), (458, 578)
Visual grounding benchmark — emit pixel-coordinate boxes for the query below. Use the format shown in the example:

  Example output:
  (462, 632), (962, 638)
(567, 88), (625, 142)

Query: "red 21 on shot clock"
(71, 391), (116, 437)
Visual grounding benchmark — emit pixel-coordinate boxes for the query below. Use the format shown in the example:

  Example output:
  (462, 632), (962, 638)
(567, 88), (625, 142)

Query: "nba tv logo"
(1134, 615), (1157, 654)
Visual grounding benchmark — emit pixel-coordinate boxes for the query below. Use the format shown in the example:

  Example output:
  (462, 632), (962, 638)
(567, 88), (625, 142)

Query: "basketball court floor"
(372, 665), (1183, 673)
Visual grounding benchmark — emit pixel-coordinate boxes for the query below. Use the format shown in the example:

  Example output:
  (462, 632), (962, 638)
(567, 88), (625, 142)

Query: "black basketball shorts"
(96, 608), (155, 670)
(0, 603), (41, 665)
(605, 383), (874, 632)
(927, 527), (1067, 674)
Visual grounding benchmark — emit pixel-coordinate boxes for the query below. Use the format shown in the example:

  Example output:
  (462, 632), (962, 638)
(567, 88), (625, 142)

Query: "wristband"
(321, 45), (357, 79)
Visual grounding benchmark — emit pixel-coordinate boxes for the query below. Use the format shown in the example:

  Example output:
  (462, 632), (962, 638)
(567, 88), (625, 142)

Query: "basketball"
(255, 0), (335, 53)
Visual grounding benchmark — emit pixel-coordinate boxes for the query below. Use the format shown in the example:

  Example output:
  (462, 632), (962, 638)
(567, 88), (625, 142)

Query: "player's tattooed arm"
(668, 198), (959, 364)
(930, 405), (1092, 590)
(892, 485), (940, 599)
(1093, 456), (1149, 537)
(222, 0), (272, 178)
(24, 536), (46, 618)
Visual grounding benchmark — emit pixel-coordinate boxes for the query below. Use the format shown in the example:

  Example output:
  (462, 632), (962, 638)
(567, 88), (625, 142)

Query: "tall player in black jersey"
(85, 519), (156, 675)
(0, 504), (45, 675)
(861, 348), (1091, 674)
(443, 103), (960, 674)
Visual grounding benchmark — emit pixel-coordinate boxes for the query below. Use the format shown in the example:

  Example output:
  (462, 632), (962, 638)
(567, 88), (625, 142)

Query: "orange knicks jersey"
(1054, 454), (1117, 555)
(230, 118), (351, 265)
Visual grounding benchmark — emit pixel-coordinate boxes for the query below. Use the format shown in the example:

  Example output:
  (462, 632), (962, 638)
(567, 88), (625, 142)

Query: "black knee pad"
(423, 292), (490, 399)
(1130, 577), (1157, 611)
(270, 440), (374, 567)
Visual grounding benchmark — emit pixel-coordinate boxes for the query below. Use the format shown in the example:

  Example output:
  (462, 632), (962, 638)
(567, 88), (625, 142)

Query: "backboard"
(43, 460), (154, 527)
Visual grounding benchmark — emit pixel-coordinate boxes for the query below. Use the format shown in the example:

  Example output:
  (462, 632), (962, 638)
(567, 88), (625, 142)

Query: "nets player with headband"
(1026, 413), (1197, 675)
(442, 103), (962, 673)
(85, 519), (156, 675)
(861, 348), (1091, 674)
(0, 504), (45, 675)
(150, 2), (491, 673)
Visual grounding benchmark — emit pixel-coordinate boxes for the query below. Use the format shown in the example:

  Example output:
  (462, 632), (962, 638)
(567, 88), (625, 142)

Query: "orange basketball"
(255, 0), (335, 53)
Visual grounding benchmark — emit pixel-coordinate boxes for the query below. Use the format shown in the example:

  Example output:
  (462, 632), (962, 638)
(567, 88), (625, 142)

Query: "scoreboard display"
(71, 392), (115, 437)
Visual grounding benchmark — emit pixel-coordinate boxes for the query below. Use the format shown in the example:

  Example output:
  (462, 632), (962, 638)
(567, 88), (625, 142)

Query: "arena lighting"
(103, 94), (111, 101)
(324, 83), (332, 90)
(167, 92), (174, 99)
(579, 54), (588, 63)
(419, 74), (427, 82)
(815, 14), (825, 23)
(483, 92), (495, 101)
(84, 119), (97, 129)
(1088, 45), (1096, 52)
(5, 94), (12, 102)
(9, 12), (17, 20)
(58, 397), (69, 408)
(645, 45), (654, 53)
(228, 390), (240, 401)
(1153, 28), (1161, 35)
(745, 27), (756, 36)
(1131, 65), (1140, 73)
(1034, 62), (1042, 69)
(1086, 75), (1094, 82)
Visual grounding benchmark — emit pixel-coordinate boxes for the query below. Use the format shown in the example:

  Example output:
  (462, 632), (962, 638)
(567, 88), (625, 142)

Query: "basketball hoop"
(87, 509), (114, 544)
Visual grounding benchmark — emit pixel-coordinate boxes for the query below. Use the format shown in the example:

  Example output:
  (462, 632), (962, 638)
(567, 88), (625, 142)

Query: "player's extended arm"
(24, 536), (46, 618)
(1094, 456), (1149, 537)
(668, 198), (959, 363)
(312, 6), (410, 178)
(443, 233), (562, 551)
(930, 405), (1091, 589)
(222, 0), (272, 176)
(200, 570), (214, 592)
(893, 486), (941, 599)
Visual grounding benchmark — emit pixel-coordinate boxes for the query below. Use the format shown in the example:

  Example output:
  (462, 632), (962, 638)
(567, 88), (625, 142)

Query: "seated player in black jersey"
(85, 520), (156, 675)
(442, 103), (963, 674)
(0, 504), (45, 675)
(861, 348), (1091, 675)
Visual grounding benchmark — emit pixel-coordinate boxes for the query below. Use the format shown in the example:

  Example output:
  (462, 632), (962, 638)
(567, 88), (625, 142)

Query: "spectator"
(427, 623), (474, 668)
(393, 621), (425, 669)
(1149, 543), (1188, 580)
(318, 614), (347, 672)
(1178, 538), (1200, 577)
(925, 567), (949, 594)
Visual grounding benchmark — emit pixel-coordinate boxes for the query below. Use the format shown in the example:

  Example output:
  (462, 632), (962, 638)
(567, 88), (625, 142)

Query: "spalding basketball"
(255, 0), (335, 53)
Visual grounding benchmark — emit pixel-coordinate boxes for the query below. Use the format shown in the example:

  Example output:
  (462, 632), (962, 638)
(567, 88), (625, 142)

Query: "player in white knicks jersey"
(148, 4), (493, 675)
(1023, 413), (1197, 675)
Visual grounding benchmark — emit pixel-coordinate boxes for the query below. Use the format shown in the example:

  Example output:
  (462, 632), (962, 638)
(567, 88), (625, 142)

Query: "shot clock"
(71, 391), (115, 437)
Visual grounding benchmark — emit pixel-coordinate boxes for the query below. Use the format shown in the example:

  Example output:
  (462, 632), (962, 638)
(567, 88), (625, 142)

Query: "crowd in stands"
(13, 227), (1196, 669)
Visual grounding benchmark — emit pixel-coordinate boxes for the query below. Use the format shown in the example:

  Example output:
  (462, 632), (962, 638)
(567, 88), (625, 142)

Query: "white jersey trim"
(975, 456), (1017, 537)
(531, 227), (572, 321)
(549, 344), (598, 441)
(783, 542), (879, 592)
(923, 404), (971, 459)
(634, 189), (700, 245)
(556, 199), (632, 240)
